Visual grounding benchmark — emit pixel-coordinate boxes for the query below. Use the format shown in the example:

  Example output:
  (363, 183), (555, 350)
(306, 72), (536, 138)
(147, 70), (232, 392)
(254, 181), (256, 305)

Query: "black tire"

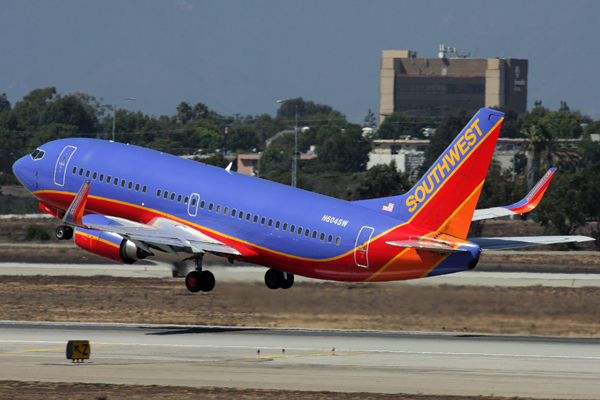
(55, 226), (66, 240)
(264, 268), (282, 290)
(63, 226), (74, 240)
(199, 270), (215, 292)
(185, 271), (201, 293)
(280, 273), (294, 289)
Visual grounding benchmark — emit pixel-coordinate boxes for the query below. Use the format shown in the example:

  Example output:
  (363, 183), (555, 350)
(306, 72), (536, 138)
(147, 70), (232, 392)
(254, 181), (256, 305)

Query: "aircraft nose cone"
(12, 155), (35, 190)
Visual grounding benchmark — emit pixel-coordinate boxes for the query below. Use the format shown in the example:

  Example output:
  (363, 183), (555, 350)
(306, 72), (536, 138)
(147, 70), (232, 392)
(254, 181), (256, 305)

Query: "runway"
(2, 260), (600, 288)
(0, 322), (599, 399)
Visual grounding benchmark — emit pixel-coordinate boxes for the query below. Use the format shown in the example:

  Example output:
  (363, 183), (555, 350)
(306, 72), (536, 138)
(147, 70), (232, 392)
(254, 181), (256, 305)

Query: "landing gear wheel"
(199, 270), (215, 292)
(55, 225), (73, 241)
(280, 273), (294, 289)
(264, 268), (283, 290)
(63, 226), (73, 240)
(185, 271), (201, 293)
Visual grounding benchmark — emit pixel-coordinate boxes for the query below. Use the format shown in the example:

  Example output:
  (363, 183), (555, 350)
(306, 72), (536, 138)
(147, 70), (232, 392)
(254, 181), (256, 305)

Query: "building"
(368, 138), (428, 181)
(379, 46), (528, 123)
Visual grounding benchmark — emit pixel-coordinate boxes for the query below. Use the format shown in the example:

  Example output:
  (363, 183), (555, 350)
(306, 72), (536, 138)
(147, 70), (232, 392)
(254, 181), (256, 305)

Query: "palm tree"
(522, 122), (552, 188)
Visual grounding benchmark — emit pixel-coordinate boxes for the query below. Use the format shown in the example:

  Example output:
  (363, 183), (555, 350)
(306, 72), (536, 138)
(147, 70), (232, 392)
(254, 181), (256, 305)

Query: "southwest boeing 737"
(12, 108), (593, 292)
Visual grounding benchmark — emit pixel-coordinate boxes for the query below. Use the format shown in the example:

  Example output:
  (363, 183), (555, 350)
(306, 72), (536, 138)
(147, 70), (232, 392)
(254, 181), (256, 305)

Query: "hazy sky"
(1, 0), (599, 123)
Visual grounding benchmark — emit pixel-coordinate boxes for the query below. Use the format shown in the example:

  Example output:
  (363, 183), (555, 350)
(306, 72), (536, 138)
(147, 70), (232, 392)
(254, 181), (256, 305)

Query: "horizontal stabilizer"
(386, 238), (472, 253)
(469, 235), (594, 250)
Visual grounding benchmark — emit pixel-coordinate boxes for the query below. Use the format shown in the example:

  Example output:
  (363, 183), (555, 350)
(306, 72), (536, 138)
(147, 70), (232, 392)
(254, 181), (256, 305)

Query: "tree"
(363, 109), (376, 129)
(176, 102), (193, 124)
(11, 87), (57, 130)
(226, 125), (259, 153)
(345, 161), (409, 200)
(316, 125), (372, 173)
(0, 93), (10, 113)
(40, 95), (99, 135)
(521, 122), (552, 188)
(418, 110), (470, 177)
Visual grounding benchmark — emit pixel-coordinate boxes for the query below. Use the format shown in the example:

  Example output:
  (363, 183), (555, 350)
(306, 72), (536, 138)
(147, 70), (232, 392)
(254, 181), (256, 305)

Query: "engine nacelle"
(74, 228), (148, 264)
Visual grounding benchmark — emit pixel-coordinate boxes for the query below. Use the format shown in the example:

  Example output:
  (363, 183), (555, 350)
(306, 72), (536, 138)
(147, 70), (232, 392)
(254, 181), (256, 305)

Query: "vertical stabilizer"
(399, 108), (504, 238)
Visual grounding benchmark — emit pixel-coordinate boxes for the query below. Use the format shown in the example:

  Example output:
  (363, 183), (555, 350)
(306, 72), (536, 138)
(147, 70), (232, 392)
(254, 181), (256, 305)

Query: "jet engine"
(74, 227), (150, 264)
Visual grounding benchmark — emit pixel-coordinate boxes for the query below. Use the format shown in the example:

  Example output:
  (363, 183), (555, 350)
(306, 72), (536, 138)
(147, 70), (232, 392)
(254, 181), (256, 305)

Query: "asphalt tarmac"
(0, 321), (599, 399)
(1, 260), (600, 288)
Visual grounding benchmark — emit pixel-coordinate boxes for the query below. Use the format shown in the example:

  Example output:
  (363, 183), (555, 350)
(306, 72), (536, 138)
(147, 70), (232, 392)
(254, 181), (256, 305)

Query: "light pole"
(112, 98), (136, 141)
(277, 100), (298, 188)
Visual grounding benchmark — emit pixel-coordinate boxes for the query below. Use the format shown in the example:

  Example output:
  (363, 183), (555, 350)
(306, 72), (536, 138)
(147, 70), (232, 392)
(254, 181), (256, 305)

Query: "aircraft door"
(187, 193), (200, 217)
(354, 226), (374, 268)
(54, 145), (77, 187)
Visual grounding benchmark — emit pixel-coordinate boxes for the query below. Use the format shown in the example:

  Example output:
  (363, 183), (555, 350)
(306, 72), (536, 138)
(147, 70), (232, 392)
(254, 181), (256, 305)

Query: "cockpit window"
(30, 149), (45, 160)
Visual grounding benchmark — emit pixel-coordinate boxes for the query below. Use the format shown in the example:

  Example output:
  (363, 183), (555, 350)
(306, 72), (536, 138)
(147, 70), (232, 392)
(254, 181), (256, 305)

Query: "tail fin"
(400, 108), (504, 239)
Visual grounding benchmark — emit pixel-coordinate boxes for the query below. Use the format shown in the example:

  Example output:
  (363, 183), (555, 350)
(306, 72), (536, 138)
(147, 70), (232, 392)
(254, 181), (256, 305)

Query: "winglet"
(506, 168), (556, 214)
(471, 168), (556, 221)
(63, 180), (91, 227)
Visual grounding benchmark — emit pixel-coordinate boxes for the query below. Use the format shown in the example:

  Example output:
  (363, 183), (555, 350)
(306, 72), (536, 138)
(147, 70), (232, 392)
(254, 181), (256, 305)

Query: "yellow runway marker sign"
(66, 340), (90, 362)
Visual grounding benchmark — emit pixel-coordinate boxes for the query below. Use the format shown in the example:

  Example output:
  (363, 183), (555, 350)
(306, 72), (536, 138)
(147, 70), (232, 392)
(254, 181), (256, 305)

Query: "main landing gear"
(264, 268), (294, 290)
(55, 225), (73, 241)
(185, 257), (215, 293)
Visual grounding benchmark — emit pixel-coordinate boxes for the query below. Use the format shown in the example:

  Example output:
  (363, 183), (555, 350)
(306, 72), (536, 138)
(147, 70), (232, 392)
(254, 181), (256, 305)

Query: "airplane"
(12, 108), (593, 292)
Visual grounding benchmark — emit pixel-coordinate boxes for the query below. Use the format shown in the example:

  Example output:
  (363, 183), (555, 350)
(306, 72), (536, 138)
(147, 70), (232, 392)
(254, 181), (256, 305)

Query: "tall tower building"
(379, 47), (528, 123)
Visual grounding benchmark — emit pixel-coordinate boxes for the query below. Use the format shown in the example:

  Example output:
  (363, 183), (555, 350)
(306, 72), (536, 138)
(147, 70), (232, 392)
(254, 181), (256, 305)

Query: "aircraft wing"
(472, 168), (556, 221)
(469, 235), (594, 250)
(83, 215), (241, 256)
(65, 180), (240, 256)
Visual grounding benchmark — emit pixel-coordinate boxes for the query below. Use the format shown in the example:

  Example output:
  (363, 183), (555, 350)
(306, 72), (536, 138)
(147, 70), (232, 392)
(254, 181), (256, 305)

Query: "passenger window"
(156, 189), (162, 197)
(261, 217), (266, 225)
(163, 191), (169, 199)
(128, 181), (133, 190)
(142, 185), (147, 194)
(328, 234), (333, 243)
(177, 194), (182, 202)
(320, 232), (325, 241)
(290, 225), (295, 234)
(216, 205), (221, 213)
(200, 200), (205, 209)
(113, 177), (118, 186)
(99, 174), (104, 182)
(183, 196), (189, 204)
(135, 183), (140, 192)
(170, 193), (176, 201)
(312, 231), (318, 239)
(253, 215), (258, 223)
(223, 207), (229, 216)
(92, 172), (97, 180)
(85, 170), (90, 178)
(275, 221), (280, 229)
(335, 237), (341, 245)
(72, 166), (77, 174)
(231, 208), (237, 217)
(191, 198), (197, 206)
(305, 229), (310, 237)
(298, 227), (303, 235)
(238, 211), (244, 219)
(282, 223), (288, 231)
(121, 179), (126, 188)
(79, 168), (83, 176)
(106, 175), (112, 183)
(268, 219), (273, 227)
(246, 213), (251, 221)
(208, 203), (214, 211)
